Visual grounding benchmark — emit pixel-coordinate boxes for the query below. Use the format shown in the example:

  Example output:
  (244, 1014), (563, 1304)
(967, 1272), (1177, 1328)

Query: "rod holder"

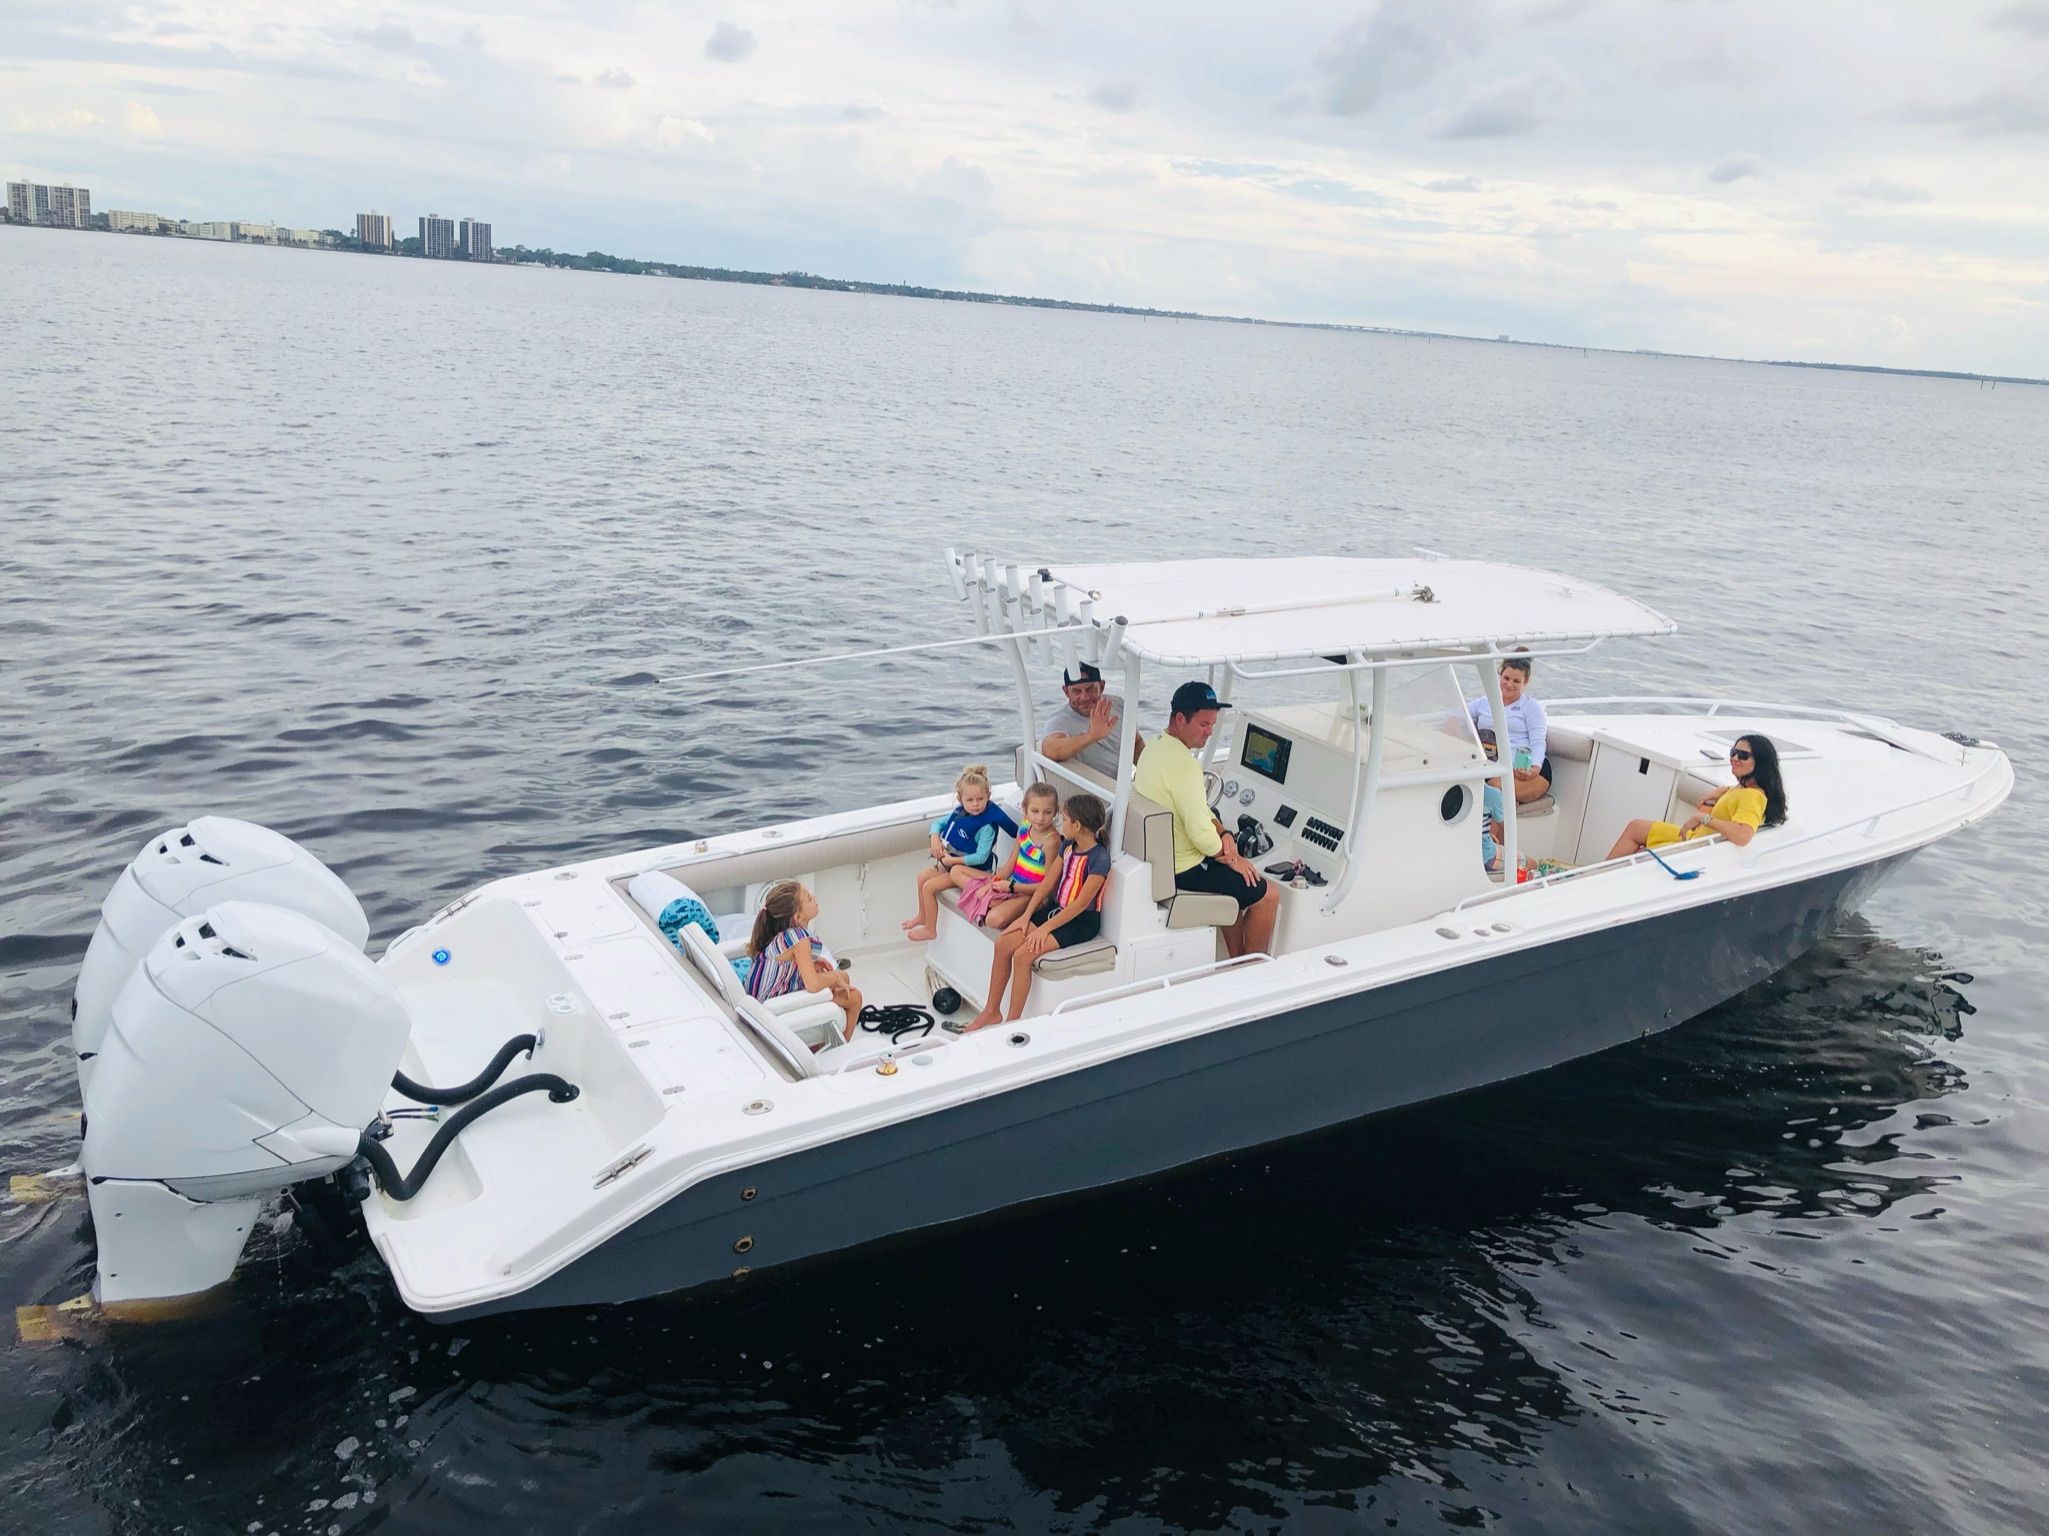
(1098, 615), (1128, 673)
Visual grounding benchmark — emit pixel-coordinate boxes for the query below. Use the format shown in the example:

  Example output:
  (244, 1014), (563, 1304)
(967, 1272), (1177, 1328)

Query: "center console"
(1211, 705), (1373, 890)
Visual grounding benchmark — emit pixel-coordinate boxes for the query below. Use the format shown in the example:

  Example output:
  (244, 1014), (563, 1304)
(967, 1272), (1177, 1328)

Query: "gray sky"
(8, 0), (2048, 373)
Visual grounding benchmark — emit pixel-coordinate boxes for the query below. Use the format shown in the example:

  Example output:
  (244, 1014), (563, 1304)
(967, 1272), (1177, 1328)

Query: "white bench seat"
(932, 887), (1120, 980)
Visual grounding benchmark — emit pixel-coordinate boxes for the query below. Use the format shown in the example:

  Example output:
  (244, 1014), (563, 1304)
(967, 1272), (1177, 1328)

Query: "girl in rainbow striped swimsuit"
(979, 782), (1060, 930)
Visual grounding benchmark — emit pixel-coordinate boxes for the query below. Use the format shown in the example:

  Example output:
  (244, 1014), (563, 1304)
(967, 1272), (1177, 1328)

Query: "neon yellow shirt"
(1131, 732), (1221, 873)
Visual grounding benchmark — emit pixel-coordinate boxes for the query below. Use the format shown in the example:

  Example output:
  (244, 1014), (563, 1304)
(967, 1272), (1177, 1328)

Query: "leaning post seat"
(624, 867), (845, 1045)
(674, 914), (846, 1053)
(1009, 746), (1238, 931)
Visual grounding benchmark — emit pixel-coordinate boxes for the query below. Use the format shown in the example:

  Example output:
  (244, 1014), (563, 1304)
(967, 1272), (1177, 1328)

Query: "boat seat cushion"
(1162, 890), (1243, 928)
(1516, 794), (1556, 817)
(1033, 940), (1117, 979)
(627, 870), (721, 946)
(1676, 769), (1731, 812)
(1546, 726), (1594, 763)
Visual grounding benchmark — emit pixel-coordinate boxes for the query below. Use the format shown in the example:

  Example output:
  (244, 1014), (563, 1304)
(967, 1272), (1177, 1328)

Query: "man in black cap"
(1132, 680), (1277, 957)
(1040, 660), (1143, 780)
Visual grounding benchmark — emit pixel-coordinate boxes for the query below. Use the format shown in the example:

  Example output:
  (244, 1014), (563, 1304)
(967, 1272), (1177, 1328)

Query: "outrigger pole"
(663, 555), (1439, 688)
(657, 624), (1099, 688)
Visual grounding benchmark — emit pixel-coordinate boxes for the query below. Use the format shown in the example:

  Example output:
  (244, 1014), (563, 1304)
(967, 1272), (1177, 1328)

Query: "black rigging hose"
(858, 1002), (936, 1045)
(391, 1033), (537, 1105)
(357, 1073), (579, 1202)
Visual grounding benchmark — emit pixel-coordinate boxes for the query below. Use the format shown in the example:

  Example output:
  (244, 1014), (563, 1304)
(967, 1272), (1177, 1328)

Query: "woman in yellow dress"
(1607, 734), (1787, 860)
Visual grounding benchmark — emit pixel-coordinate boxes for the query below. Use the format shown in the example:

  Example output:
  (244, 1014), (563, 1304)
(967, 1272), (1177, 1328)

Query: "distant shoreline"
(6, 219), (2042, 388)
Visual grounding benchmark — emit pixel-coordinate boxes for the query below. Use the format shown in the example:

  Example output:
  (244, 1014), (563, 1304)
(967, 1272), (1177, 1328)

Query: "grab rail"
(1047, 952), (1272, 1017)
(1032, 754), (1112, 800)
(1227, 637), (1607, 683)
(1451, 835), (1724, 912)
(1545, 695), (1928, 734)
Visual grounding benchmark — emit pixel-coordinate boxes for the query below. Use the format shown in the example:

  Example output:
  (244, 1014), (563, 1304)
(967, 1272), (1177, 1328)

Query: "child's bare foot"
(900, 916), (921, 931)
(961, 1009), (1001, 1032)
(904, 924), (937, 942)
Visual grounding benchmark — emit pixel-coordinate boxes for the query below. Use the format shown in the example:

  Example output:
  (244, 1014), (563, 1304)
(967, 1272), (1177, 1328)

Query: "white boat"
(68, 552), (2012, 1319)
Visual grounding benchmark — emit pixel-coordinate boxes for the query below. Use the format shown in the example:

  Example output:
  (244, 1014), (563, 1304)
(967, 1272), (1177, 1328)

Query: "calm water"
(3, 226), (2047, 1533)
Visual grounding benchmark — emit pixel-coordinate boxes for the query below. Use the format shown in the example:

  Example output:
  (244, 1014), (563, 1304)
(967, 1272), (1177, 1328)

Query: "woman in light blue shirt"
(1465, 654), (1551, 805)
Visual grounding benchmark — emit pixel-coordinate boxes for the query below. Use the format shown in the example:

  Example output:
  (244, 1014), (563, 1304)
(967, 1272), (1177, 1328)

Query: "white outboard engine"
(82, 901), (409, 1304)
(75, 818), (367, 1097)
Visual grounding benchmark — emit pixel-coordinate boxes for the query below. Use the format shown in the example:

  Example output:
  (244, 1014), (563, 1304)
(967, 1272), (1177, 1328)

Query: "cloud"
(1086, 79), (1142, 113)
(120, 77), (208, 97)
(1899, 87), (2049, 136)
(655, 114), (714, 148)
(917, 156), (997, 230)
(12, 106), (102, 133)
(1315, 0), (1485, 116)
(1655, 40), (1761, 89)
(1283, 177), (1385, 207)
(1988, 3), (2049, 37)
(1842, 176), (1933, 203)
(595, 66), (635, 89)
(1707, 156), (1759, 184)
(1432, 64), (1580, 138)
(842, 102), (882, 121)
(1172, 159), (1283, 181)
(705, 22), (757, 63)
(125, 98), (163, 136)
(351, 23), (415, 53)
(1422, 175), (1483, 192)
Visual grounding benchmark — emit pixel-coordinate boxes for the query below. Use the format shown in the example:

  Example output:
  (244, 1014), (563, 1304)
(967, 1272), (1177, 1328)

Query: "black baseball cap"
(1062, 661), (1104, 686)
(1170, 680), (1233, 718)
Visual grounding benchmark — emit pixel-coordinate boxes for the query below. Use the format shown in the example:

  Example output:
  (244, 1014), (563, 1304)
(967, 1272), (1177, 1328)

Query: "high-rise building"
(458, 217), (493, 262)
(184, 221), (234, 241)
(47, 185), (89, 227)
(419, 214), (456, 258)
(355, 211), (393, 249)
(7, 182), (90, 227)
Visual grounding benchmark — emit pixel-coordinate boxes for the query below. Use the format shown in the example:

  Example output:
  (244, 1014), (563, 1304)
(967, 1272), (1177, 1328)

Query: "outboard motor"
(82, 901), (409, 1305)
(75, 818), (367, 1097)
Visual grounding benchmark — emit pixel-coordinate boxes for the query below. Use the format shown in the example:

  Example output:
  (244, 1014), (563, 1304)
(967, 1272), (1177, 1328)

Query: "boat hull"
(436, 853), (1904, 1319)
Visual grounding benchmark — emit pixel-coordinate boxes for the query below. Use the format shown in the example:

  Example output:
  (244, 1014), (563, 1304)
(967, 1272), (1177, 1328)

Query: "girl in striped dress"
(746, 880), (863, 1042)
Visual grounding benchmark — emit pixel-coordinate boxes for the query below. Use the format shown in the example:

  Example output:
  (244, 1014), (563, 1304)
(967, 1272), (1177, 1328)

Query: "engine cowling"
(83, 901), (408, 1304)
(74, 818), (367, 1098)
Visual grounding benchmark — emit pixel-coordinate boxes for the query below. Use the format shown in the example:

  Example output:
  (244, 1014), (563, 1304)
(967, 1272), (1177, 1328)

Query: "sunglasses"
(1729, 748), (1753, 762)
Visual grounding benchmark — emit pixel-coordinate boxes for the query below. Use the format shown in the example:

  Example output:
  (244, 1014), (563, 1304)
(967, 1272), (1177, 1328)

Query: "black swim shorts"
(1174, 857), (1269, 911)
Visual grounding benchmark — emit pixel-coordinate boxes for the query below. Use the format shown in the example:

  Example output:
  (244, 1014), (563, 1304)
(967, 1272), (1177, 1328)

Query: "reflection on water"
(7, 925), (1982, 1533)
